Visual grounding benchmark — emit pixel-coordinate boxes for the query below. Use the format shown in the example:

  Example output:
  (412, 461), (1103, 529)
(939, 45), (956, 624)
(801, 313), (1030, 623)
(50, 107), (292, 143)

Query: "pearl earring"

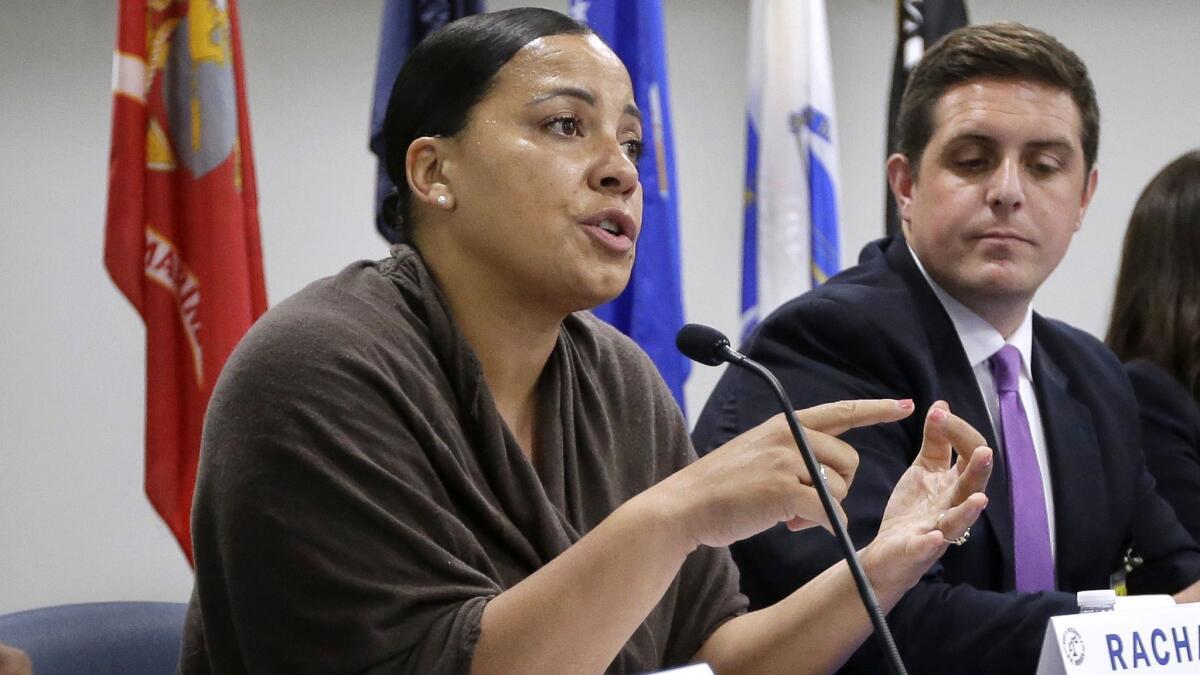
(437, 194), (449, 208)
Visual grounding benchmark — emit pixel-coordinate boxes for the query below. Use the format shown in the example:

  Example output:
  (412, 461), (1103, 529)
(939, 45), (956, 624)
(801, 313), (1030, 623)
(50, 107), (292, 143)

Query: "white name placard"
(650, 665), (715, 675)
(1038, 602), (1200, 674)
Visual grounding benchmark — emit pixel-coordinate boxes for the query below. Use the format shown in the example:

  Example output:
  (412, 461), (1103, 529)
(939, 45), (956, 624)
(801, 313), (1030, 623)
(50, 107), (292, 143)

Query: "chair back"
(0, 602), (187, 675)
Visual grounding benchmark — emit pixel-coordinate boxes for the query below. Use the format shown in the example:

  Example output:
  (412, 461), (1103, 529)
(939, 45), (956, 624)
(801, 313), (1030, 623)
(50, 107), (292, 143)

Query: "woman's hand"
(0, 644), (31, 675)
(641, 399), (916, 551)
(861, 400), (993, 596)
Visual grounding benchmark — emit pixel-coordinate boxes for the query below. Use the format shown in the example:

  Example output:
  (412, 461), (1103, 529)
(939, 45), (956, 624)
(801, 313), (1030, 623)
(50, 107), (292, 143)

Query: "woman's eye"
(624, 139), (644, 162)
(548, 116), (582, 136)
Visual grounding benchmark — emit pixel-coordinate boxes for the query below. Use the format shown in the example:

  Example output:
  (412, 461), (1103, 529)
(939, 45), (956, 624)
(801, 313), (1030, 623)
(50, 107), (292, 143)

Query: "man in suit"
(693, 22), (1200, 673)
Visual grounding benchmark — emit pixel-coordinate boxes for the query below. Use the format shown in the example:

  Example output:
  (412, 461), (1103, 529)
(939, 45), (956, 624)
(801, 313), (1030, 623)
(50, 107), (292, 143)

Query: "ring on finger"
(943, 527), (971, 546)
(935, 512), (970, 546)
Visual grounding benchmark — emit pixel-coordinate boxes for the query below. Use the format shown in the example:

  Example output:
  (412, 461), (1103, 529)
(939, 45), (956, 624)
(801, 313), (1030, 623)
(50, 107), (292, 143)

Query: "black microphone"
(678, 323), (908, 675)
(675, 323), (733, 366)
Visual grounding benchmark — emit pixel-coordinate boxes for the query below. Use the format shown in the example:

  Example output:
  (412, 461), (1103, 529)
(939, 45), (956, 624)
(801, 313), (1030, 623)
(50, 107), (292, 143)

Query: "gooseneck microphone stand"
(677, 323), (908, 675)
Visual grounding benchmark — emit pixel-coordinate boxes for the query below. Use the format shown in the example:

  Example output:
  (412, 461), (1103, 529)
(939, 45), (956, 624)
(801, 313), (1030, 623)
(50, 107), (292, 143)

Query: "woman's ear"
(406, 137), (455, 211)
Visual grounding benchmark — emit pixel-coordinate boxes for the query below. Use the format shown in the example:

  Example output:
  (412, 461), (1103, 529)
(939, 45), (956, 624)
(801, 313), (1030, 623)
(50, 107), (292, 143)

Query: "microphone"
(677, 323), (908, 675)
(674, 323), (733, 366)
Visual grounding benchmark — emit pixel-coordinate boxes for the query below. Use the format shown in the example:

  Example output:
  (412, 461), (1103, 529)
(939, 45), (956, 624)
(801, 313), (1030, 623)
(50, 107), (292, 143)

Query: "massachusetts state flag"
(569, 0), (691, 411)
(741, 0), (841, 339)
(105, 0), (266, 563)
(369, 0), (483, 243)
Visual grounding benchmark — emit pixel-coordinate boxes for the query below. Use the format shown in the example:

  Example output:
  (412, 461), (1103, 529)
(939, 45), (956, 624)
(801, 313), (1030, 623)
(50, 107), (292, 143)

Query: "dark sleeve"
(660, 439), (749, 665)
(598, 322), (749, 666)
(694, 297), (1077, 674)
(1122, 454), (1200, 595)
(187, 290), (494, 675)
(663, 437), (748, 665)
(1127, 360), (1200, 546)
(664, 533), (749, 666)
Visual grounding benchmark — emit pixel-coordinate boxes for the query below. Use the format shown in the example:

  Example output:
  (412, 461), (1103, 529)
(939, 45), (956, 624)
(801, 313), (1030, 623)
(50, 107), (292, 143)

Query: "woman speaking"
(180, 9), (991, 674)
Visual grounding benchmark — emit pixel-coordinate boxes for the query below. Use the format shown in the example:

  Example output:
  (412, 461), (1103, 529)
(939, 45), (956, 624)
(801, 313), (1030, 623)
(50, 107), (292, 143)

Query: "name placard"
(651, 665), (715, 675)
(1038, 602), (1200, 673)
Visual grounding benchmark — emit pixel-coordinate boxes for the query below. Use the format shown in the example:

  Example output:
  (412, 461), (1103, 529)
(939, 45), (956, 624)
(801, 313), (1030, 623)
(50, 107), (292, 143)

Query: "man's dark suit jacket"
(1126, 359), (1200, 545)
(693, 236), (1200, 674)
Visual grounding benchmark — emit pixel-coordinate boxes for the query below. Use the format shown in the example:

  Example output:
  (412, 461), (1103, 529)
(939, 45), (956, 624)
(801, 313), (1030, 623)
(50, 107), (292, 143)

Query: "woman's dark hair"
(380, 8), (593, 242)
(1107, 150), (1200, 403)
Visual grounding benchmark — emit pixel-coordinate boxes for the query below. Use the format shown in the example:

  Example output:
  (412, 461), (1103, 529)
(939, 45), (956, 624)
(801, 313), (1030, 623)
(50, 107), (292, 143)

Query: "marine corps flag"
(885, 0), (968, 235)
(105, 0), (266, 563)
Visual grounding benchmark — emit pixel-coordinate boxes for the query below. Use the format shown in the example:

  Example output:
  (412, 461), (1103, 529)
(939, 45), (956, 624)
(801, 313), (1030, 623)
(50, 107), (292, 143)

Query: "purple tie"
(989, 345), (1055, 592)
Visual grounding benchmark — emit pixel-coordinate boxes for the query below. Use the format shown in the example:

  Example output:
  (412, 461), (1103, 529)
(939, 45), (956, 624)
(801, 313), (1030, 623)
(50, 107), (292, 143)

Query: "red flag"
(105, 0), (267, 564)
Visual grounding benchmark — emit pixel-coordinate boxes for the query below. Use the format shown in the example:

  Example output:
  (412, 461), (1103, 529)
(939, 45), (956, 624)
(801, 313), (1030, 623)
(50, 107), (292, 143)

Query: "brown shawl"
(179, 246), (746, 674)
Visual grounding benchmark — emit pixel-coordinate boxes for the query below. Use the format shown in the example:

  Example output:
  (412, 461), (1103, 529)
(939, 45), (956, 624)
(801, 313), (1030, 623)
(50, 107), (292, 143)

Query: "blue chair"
(0, 602), (187, 675)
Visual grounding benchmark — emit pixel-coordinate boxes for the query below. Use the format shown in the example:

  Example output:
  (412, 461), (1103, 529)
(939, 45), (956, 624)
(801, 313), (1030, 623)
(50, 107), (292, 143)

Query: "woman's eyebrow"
(529, 86), (642, 122)
(529, 86), (595, 107)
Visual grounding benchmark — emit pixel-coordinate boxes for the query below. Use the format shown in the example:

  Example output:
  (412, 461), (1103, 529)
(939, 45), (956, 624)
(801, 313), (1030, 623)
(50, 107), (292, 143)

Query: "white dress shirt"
(908, 246), (1057, 558)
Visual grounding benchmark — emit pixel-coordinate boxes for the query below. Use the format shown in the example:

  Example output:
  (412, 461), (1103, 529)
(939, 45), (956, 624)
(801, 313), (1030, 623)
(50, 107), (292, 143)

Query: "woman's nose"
(590, 141), (640, 197)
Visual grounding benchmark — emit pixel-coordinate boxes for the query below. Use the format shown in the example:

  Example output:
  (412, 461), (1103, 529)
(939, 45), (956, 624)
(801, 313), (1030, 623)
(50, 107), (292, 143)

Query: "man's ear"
(886, 153), (916, 230)
(405, 136), (455, 211)
(1075, 165), (1099, 232)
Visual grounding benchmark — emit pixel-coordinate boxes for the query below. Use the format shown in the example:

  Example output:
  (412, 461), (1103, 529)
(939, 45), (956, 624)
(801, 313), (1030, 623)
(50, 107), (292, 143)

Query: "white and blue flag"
(571, 0), (690, 411)
(741, 0), (841, 340)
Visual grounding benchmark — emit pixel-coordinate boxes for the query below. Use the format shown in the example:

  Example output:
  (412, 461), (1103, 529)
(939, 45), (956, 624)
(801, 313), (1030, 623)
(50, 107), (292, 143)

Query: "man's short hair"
(896, 22), (1099, 176)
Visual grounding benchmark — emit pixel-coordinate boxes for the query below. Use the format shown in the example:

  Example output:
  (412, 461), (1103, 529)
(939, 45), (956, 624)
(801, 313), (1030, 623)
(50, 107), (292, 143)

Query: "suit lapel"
(1031, 324), (1107, 589)
(883, 239), (1014, 580)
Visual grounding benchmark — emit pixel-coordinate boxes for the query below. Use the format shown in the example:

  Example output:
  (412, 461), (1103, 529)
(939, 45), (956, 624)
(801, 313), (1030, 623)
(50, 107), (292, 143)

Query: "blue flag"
(741, 0), (841, 340)
(369, 0), (482, 243)
(570, 0), (690, 412)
